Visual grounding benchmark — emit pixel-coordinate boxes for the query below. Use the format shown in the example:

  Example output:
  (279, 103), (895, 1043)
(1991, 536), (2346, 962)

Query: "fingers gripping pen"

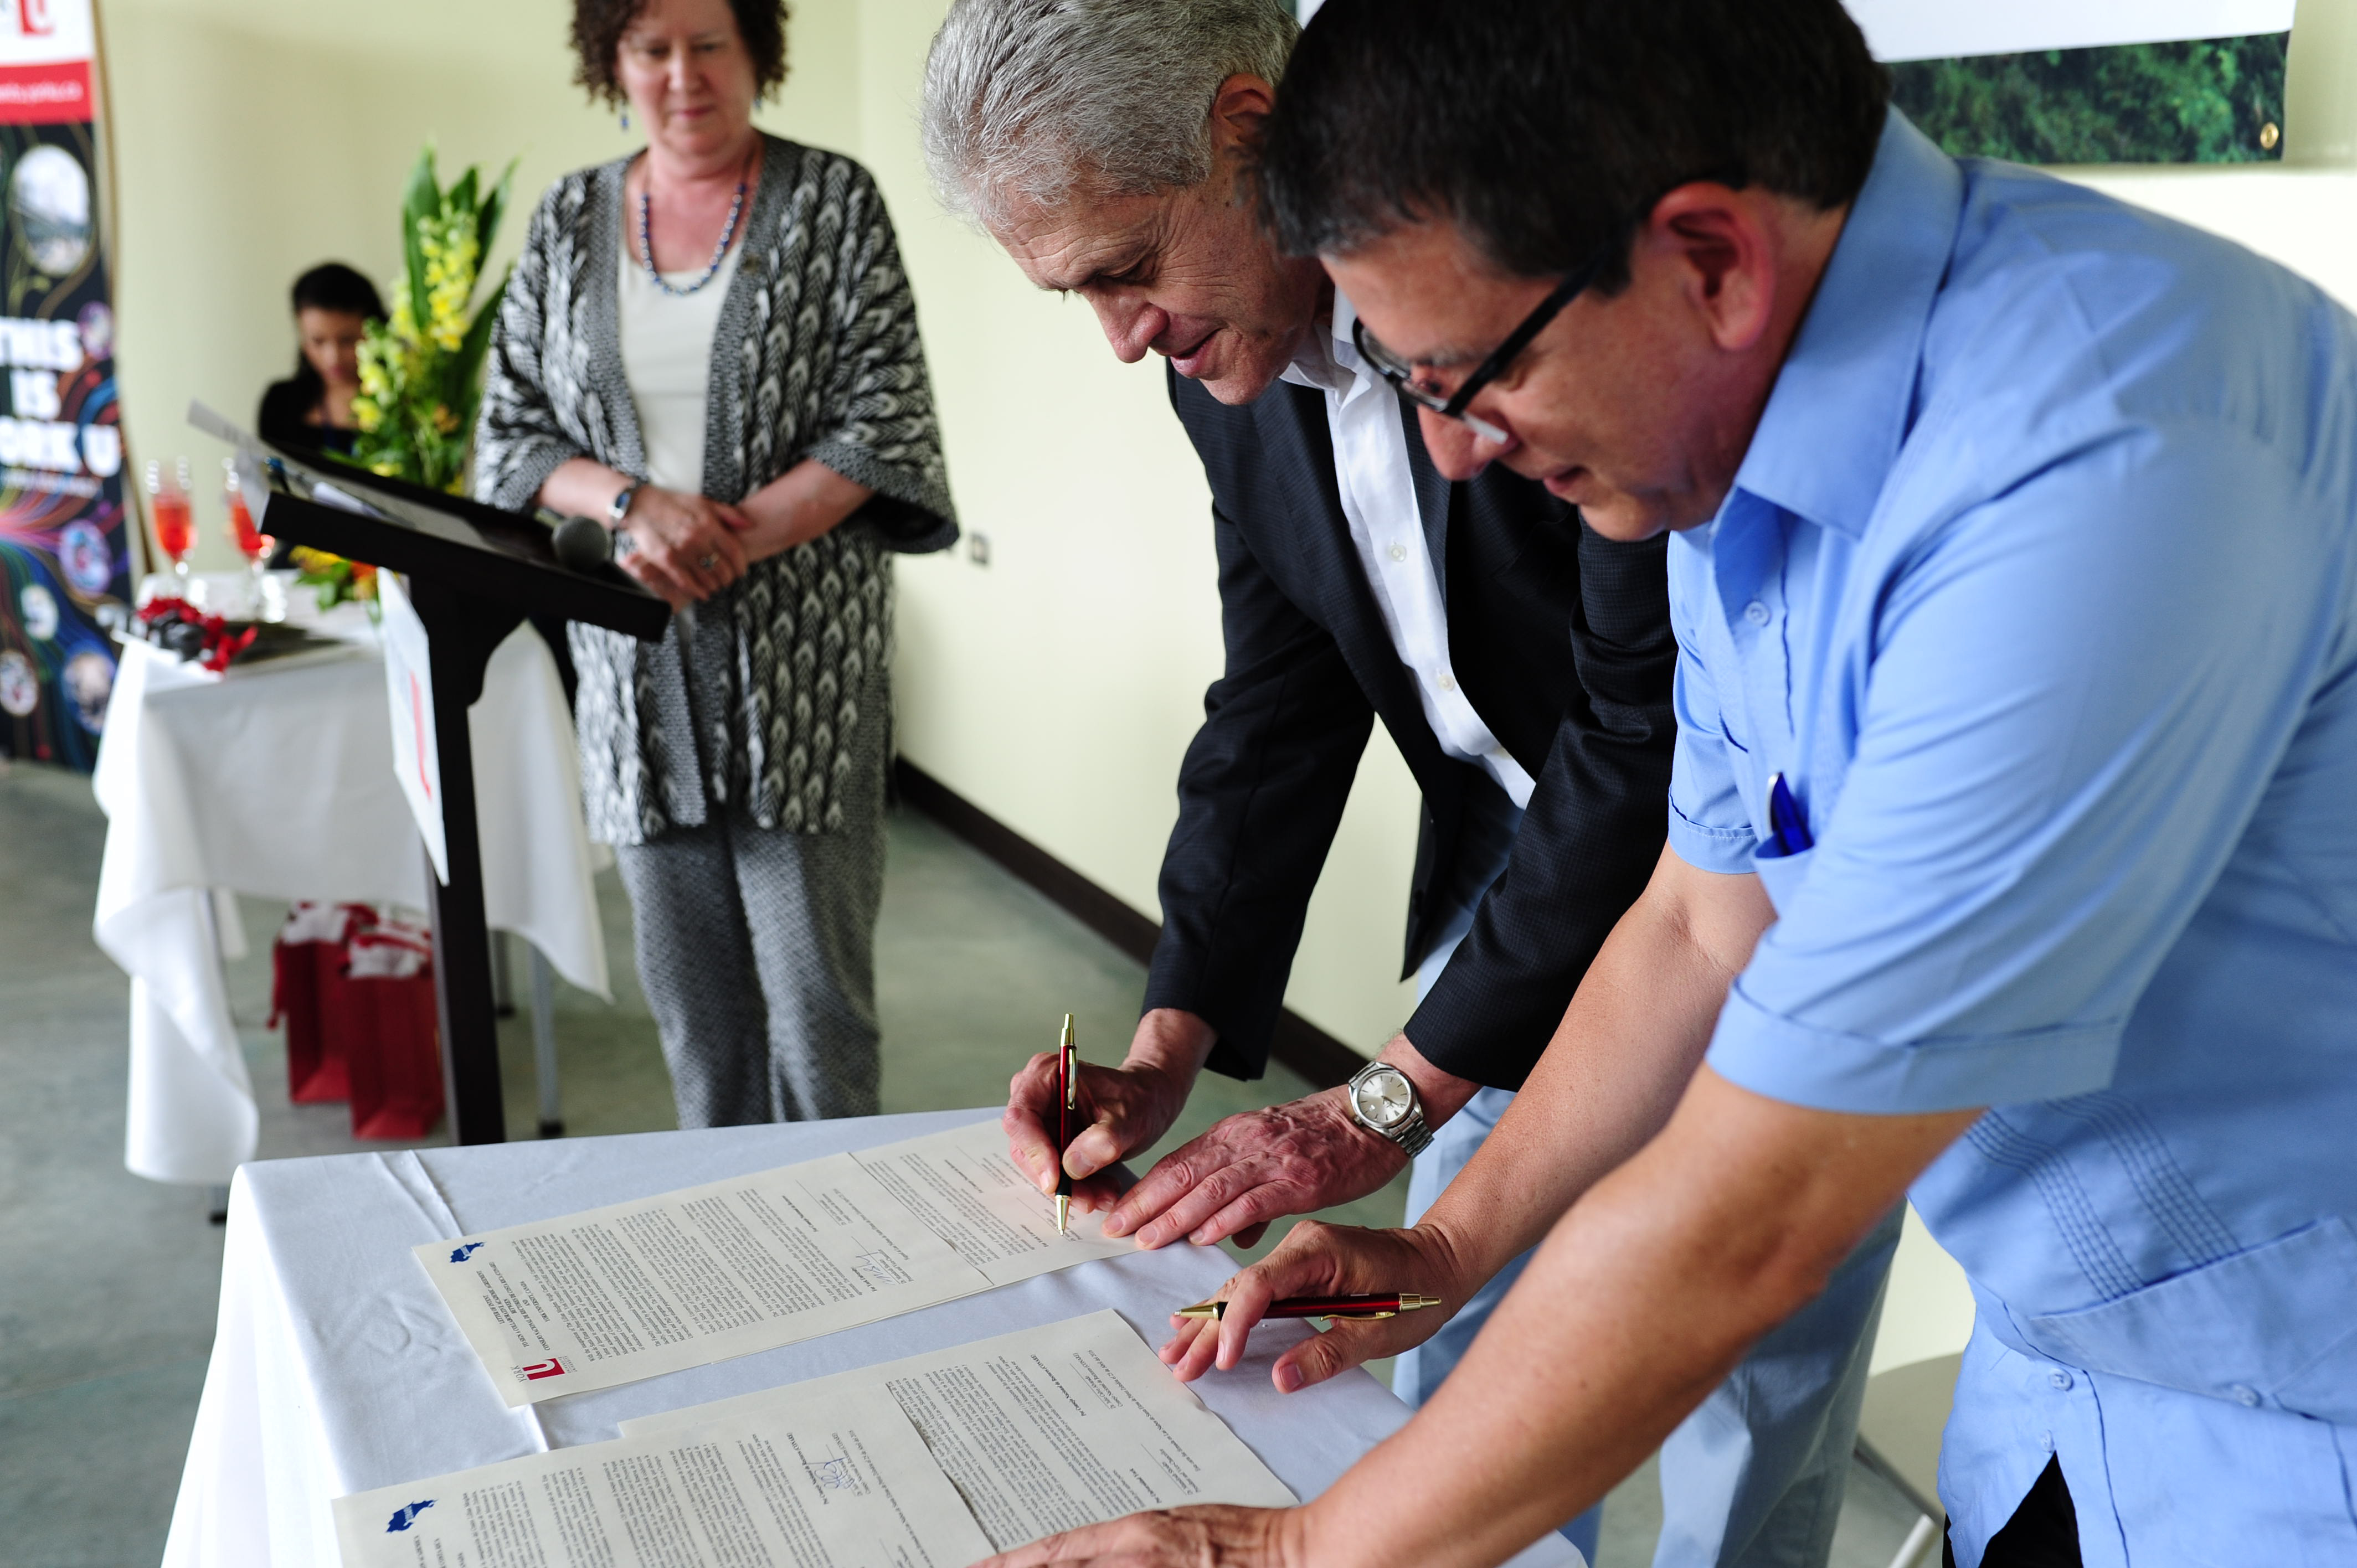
(1055, 1014), (1076, 1234)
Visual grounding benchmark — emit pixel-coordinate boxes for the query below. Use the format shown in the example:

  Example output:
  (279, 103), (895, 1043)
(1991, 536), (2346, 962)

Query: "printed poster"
(0, 0), (125, 770)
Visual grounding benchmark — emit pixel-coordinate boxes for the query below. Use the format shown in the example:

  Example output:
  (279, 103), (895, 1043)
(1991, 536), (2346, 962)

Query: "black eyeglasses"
(1351, 248), (1608, 445)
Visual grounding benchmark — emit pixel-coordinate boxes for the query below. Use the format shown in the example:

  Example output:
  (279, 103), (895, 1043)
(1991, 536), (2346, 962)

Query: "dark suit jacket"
(1143, 367), (1677, 1089)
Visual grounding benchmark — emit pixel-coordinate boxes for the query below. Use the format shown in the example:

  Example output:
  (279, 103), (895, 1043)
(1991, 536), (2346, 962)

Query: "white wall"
(100, 0), (858, 572)
(99, 0), (2356, 1083)
(95, 0), (1421, 1054)
(847, 0), (1422, 1053)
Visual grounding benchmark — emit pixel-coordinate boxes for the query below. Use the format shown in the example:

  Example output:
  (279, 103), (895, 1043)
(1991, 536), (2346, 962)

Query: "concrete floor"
(0, 759), (1923, 1568)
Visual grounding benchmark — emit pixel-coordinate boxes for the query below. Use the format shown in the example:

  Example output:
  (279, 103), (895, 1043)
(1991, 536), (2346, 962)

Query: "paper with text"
(418, 1121), (1131, 1404)
(623, 1311), (1298, 1551)
(333, 1382), (994, 1568)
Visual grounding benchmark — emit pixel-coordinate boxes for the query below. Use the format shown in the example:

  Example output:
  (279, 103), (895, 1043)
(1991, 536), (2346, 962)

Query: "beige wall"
(97, 0), (2357, 1070)
(101, 0), (857, 569)
(845, 0), (1423, 1053)
(97, 0), (1421, 1052)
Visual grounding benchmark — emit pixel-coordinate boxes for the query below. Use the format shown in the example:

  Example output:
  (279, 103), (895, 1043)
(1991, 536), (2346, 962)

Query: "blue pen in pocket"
(1766, 772), (1813, 857)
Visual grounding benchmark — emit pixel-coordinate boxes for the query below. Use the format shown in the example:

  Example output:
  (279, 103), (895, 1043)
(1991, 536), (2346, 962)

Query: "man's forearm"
(1124, 1008), (1219, 1084)
(1417, 848), (1775, 1291)
(1299, 1072), (1978, 1568)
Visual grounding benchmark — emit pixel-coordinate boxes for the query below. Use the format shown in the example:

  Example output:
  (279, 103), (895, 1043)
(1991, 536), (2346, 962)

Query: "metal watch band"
(1346, 1062), (1434, 1158)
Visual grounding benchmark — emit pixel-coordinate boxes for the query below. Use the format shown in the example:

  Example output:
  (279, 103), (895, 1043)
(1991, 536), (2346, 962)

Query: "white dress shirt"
(1280, 293), (1537, 808)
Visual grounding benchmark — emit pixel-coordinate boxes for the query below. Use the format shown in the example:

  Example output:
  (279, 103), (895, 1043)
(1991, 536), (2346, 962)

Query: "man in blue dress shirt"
(973, 3), (2357, 1567)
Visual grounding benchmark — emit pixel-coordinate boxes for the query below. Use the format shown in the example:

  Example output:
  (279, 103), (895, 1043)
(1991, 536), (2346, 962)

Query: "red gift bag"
(343, 923), (444, 1141)
(269, 902), (379, 1103)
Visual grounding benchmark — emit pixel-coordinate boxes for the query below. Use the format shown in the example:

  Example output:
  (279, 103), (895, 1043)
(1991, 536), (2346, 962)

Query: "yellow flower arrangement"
(348, 146), (517, 495)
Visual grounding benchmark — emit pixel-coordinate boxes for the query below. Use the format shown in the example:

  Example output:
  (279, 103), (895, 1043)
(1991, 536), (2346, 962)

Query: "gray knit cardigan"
(475, 137), (956, 844)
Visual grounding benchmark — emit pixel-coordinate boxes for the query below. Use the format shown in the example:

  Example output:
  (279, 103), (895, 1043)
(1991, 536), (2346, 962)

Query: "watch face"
(1352, 1069), (1413, 1129)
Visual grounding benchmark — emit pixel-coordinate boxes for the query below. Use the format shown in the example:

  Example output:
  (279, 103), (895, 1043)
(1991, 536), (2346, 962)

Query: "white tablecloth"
(92, 599), (610, 1185)
(161, 1109), (1578, 1568)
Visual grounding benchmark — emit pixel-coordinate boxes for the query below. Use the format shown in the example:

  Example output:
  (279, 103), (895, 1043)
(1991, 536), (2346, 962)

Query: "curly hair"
(572, 0), (791, 105)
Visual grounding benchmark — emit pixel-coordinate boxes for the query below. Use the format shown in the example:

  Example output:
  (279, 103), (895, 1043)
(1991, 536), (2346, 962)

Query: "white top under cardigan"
(616, 236), (745, 494)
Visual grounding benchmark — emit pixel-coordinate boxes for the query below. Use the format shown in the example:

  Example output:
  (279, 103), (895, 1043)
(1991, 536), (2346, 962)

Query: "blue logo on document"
(385, 1500), (436, 1532)
(450, 1242), (485, 1263)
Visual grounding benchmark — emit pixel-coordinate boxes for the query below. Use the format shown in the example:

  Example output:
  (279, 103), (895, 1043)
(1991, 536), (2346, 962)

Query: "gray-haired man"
(919, 4), (1898, 1567)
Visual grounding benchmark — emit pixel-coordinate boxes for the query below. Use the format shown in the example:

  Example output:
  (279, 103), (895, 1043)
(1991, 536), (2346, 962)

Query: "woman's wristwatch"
(608, 483), (638, 527)
(1345, 1060), (1433, 1158)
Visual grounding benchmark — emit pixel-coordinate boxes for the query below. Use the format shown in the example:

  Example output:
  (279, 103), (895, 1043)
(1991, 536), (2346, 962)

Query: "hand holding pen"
(1177, 1292), (1441, 1321)
(1162, 1219), (1461, 1393)
(1054, 1014), (1076, 1234)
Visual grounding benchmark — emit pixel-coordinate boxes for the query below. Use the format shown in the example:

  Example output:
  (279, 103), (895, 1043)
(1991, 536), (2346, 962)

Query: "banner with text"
(0, 0), (122, 770)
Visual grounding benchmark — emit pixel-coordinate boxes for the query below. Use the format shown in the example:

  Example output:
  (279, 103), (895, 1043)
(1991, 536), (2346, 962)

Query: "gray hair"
(923, 0), (1300, 227)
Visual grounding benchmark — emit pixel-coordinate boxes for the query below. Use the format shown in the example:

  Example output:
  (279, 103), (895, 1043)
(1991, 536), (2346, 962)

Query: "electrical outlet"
(967, 532), (992, 567)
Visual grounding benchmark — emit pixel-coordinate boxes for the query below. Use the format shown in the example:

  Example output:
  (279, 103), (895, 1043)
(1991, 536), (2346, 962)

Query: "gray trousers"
(615, 803), (885, 1126)
(612, 606), (889, 1127)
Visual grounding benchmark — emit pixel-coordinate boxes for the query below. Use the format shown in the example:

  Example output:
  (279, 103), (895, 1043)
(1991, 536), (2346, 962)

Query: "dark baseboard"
(893, 759), (1368, 1091)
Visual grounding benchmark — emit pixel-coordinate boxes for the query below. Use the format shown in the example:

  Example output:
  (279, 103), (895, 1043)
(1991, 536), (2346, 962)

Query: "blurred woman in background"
(476, 0), (956, 1128)
(256, 262), (385, 456)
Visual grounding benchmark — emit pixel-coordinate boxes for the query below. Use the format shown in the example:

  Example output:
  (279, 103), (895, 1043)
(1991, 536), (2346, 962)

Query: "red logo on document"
(409, 670), (432, 801)
(518, 1357), (570, 1383)
(16, 0), (55, 37)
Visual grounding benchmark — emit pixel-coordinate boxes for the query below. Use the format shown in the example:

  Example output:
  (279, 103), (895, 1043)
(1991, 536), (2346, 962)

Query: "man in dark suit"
(922, 4), (1900, 1563)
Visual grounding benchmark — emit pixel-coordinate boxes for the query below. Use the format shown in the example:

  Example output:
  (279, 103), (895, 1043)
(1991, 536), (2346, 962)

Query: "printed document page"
(624, 1311), (1299, 1551)
(333, 1383), (993, 1568)
(418, 1121), (1129, 1404)
(855, 1121), (1123, 1288)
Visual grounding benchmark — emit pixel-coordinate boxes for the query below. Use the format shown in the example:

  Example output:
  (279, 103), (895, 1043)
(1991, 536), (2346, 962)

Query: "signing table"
(161, 1108), (1579, 1568)
(92, 586), (609, 1185)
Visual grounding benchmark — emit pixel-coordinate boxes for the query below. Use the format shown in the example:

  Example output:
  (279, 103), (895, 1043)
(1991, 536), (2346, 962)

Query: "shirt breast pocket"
(1749, 839), (1814, 917)
(2015, 1216), (2357, 1423)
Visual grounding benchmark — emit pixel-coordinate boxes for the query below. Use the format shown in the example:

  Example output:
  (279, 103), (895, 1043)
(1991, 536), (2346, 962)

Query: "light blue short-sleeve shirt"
(1672, 113), (2357, 1564)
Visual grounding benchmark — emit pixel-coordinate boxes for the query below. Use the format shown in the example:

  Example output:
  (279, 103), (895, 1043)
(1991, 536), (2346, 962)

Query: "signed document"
(333, 1383), (992, 1568)
(623, 1312), (1299, 1551)
(417, 1122), (1129, 1405)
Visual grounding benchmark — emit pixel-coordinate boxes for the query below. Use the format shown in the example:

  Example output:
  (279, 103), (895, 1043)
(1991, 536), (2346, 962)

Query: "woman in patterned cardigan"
(476, 0), (956, 1126)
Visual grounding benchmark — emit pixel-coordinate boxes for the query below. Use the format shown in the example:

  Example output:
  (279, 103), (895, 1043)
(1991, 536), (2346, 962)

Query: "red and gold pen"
(1054, 1013), (1076, 1234)
(1176, 1292), (1443, 1321)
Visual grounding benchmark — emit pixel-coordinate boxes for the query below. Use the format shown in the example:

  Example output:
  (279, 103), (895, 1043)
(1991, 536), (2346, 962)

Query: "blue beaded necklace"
(635, 157), (749, 297)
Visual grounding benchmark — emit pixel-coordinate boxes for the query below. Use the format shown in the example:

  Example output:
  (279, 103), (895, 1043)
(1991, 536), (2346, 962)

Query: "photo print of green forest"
(1891, 32), (2288, 165)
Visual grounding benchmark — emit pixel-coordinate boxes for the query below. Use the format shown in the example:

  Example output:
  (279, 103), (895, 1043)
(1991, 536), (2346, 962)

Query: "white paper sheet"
(332, 1382), (993, 1568)
(417, 1122), (1131, 1405)
(625, 1311), (1299, 1551)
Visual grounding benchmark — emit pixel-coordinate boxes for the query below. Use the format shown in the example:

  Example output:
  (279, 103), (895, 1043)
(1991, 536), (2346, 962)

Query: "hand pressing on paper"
(1102, 1092), (1405, 1250)
(1005, 1009), (1214, 1217)
(968, 1503), (1301, 1568)
(1162, 1219), (1464, 1394)
(1102, 1036), (1480, 1250)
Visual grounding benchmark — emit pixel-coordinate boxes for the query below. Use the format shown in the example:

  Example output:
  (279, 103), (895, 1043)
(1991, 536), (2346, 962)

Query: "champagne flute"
(147, 457), (193, 586)
(224, 458), (279, 618)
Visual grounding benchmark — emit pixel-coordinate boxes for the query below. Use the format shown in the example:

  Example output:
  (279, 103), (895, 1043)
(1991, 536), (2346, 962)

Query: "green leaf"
(400, 143), (439, 347)
(477, 157), (519, 260)
(402, 143), (441, 232)
(452, 265), (510, 394)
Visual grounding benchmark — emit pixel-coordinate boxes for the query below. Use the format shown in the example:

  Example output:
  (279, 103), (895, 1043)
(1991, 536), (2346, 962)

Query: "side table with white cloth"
(162, 1107), (1582, 1568)
(92, 581), (610, 1186)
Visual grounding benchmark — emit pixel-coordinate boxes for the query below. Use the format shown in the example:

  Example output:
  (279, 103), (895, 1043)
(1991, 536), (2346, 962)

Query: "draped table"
(160, 1107), (1580, 1568)
(91, 585), (610, 1184)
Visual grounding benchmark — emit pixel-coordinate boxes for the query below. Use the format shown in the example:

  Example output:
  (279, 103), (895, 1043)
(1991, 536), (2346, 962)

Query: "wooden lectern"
(230, 435), (666, 1145)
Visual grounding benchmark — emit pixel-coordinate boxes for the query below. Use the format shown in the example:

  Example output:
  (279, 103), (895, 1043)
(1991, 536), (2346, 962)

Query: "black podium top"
(237, 439), (668, 643)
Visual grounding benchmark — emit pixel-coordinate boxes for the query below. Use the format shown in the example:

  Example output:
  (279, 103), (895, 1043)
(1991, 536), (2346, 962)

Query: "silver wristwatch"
(1345, 1061), (1433, 1158)
(607, 483), (639, 526)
